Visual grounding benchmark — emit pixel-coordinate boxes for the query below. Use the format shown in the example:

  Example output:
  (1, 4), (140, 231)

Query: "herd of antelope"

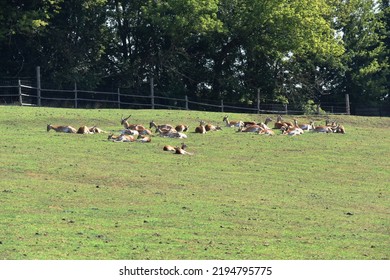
(47, 113), (346, 155)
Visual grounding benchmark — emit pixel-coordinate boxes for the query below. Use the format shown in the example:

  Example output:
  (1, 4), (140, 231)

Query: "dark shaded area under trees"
(0, 0), (389, 115)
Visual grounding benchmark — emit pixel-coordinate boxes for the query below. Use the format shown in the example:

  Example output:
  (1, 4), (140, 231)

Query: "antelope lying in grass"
(150, 120), (174, 133)
(108, 133), (135, 142)
(121, 115), (146, 131)
(311, 122), (334, 133)
(89, 126), (106, 134)
(258, 128), (275, 136)
(157, 128), (187, 138)
(163, 143), (193, 155)
(223, 116), (244, 128)
(237, 124), (263, 133)
(47, 124), (77, 133)
(77, 126), (94, 134)
(137, 135), (152, 143)
(175, 124), (189, 132)
(297, 120), (314, 131)
(195, 120), (207, 134)
(334, 124), (346, 134)
(274, 115), (293, 129)
(281, 125), (303, 136)
(205, 123), (222, 132)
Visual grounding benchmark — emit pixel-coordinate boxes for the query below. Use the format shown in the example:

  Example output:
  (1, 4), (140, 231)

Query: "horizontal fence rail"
(0, 80), (362, 115)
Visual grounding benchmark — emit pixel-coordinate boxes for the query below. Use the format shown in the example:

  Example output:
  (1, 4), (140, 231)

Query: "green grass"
(0, 106), (389, 260)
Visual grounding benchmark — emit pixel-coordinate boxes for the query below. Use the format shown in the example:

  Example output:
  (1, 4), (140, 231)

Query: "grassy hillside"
(0, 106), (389, 260)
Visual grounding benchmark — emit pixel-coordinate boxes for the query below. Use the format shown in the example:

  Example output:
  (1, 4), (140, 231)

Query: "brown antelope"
(163, 145), (176, 151)
(238, 124), (263, 133)
(149, 120), (174, 132)
(121, 129), (139, 137)
(47, 124), (77, 133)
(257, 117), (273, 129)
(137, 135), (152, 143)
(311, 122), (333, 133)
(281, 125), (303, 136)
(175, 124), (189, 132)
(108, 133), (135, 142)
(334, 124), (346, 134)
(205, 123), (222, 131)
(121, 115), (146, 131)
(89, 126), (106, 133)
(274, 115), (293, 129)
(174, 143), (193, 155)
(157, 128), (187, 138)
(223, 115), (244, 128)
(297, 120), (314, 131)
(258, 128), (275, 136)
(77, 126), (94, 134)
(195, 120), (207, 134)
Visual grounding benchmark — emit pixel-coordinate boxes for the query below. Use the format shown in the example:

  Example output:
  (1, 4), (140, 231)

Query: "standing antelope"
(47, 124), (77, 133)
(223, 116), (244, 128)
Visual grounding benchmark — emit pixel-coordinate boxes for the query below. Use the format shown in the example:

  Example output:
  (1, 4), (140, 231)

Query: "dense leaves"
(0, 0), (388, 108)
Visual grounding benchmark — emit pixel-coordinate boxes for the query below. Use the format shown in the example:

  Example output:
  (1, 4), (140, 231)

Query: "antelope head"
(121, 114), (131, 125)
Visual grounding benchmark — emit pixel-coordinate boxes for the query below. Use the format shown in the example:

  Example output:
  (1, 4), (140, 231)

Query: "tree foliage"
(0, 0), (388, 108)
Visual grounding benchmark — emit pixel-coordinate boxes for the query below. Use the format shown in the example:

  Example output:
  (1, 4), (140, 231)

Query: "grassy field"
(0, 106), (389, 260)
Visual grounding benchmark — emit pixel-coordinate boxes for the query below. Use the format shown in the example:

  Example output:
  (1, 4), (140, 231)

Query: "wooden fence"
(0, 80), (349, 115)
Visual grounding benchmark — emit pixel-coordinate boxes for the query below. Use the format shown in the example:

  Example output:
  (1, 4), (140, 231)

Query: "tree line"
(0, 0), (389, 113)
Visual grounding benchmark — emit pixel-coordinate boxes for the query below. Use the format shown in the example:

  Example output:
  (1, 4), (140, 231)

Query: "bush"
(303, 100), (326, 115)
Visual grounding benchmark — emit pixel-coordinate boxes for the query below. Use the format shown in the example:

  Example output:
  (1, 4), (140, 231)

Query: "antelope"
(121, 115), (146, 131)
(175, 124), (189, 132)
(274, 115), (293, 129)
(174, 143), (193, 155)
(238, 124), (263, 133)
(108, 133), (135, 142)
(149, 120), (174, 133)
(47, 124), (77, 133)
(292, 119), (304, 134)
(281, 125), (303, 136)
(258, 117), (273, 130)
(157, 128), (187, 138)
(334, 124), (346, 134)
(121, 129), (139, 137)
(223, 115), (244, 128)
(88, 126), (106, 134)
(298, 120), (314, 131)
(205, 123), (222, 131)
(312, 122), (333, 133)
(77, 126), (94, 134)
(137, 135), (152, 143)
(258, 128), (275, 136)
(163, 145), (176, 151)
(195, 120), (207, 134)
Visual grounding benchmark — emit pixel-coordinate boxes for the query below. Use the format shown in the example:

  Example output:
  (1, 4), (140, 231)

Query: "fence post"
(150, 76), (154, 109)
(257, 88), (260, 114)
(74, 82), (78, 108)
(36, 66), (41, 106)
(117, 88), (121, 109)
(221, 99), (224, 112)
(284, 104), (288, 115)
(345, 94), (350, 115)
(18, 79), (23, 105)
(185, 95), (189, 110)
